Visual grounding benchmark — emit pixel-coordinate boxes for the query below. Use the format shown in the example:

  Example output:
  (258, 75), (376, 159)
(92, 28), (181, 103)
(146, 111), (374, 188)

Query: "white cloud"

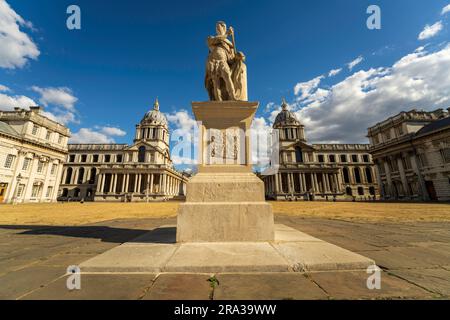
(0, 0), (40, 69)
(31, 86), (78, 111)
(100, 126), (126, 137)
(418, 21), (443, 40)
(289, 44), (450, 143)
(347, 56), (364, 70)
(70, 126), (127, 144)
(328, 68), (342, 77)
(294, 75), (324, 100)
(0, 84), (11, 92)
(0, 92), (36, 110)
(442, 4), (450, 15)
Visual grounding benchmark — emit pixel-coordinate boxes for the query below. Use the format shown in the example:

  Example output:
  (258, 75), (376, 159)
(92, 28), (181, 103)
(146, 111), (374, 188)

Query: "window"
(16, 184), (25, 198)
(37, 161), (44, 173)
(58, 134), (63, 144)
(32, 124), (39, 135)
(363, 155), (370, 163)
(383, 130), (391, 141)
(340, 155), (347, 163)
(286, 152), (293, 163)
(295, 147), (303, 163)
(22, 158), (31, 171)
(51, 164), (57, 175)
(396, 125), (404, 136)
(354, 168), (362, 183)
(318, 155), (325, 163)
(352, 155), (359, 163)
(358, 187), (365, 196)
(46, 186), (53, 198)
(4, 155), (15, 168)
(116, 154), (123, 163)
(80, 155), (87, 162)
(104, 155), (111, 163)
(46, 131), (51, 140)
(329, 155), (336, 163)
(440, 148), (450, 163)
(31, 185), (40, 197)
(373, 135), (380, 145)
(93, 154), (99, 163)
(69, 155), (75, 162)
(138, 147), (146, 163)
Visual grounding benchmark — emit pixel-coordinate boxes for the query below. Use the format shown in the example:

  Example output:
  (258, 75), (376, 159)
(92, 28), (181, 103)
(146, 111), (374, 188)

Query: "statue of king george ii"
(205, 21), (248, 102)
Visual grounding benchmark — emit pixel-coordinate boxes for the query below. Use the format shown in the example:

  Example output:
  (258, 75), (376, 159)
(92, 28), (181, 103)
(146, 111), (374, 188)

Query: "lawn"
(0, 201), (449, 225)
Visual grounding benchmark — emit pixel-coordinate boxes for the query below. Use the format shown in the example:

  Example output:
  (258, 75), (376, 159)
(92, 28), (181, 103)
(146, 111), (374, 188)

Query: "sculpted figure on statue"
(205, 21), (248, 101)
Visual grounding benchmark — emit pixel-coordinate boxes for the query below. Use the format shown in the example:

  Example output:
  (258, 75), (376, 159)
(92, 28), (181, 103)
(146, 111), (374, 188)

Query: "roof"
(415, 116), (450, 137)
(0, 121), (20, 138)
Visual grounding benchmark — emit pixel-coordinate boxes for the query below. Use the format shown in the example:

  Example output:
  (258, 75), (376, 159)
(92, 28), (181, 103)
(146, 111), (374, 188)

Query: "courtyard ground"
(0, 201), (449, 300)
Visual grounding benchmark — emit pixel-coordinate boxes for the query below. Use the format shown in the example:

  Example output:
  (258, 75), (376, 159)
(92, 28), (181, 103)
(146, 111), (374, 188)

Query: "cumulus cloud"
(442, 4), (450, 15)
(294, 75), (324, 100)
(328, 68), (342, 77)
(0, 91), (36, 110)
(289, 44), (450, 143)
(167, 110), (199, 166)
(70, 126), (127, 144)
(0, 84), (11, 92)
(347, 56), (364, 70)
(418, 21), (443, 40)
(31, 86), (78, 111)
(0, 0), (40, 69)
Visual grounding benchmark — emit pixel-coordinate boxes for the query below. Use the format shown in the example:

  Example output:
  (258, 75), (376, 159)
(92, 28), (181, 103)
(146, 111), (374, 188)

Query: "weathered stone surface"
(177, 202), (274, 242)
(387, 268), (450, 297)
(80, 244), (177, 273)
(165, 242), (290, 273)
(273, 242), (375, 272)
(308, 271), (431, 300)
(143, 274), (212, 300)
(274, 224), (322, 243)
(214, 273), (328, 300)
(21, 274), (157, 300)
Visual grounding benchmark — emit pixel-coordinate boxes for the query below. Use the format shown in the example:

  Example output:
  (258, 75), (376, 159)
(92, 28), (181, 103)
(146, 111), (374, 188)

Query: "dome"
(141, 98), (168, 127)
(273, 99), (301, 128)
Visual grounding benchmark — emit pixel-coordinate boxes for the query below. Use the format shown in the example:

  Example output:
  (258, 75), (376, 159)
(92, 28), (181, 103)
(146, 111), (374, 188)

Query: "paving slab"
(0, 266), (65, 300)
(308, 271), (431, 300)
(213, 273), (328, 300)
(273, 242), (375, 272)
(273, 224), (323, 242)
(165, 242), (290, 273)
(21, 274), (157, 300)
(387, 268), (450, 297)
(143, 274), (212, 300)
(80, 244), (178, 273)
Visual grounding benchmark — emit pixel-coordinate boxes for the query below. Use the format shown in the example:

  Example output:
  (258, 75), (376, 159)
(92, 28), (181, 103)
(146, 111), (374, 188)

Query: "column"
(301, 174), (306, 193)
(410, 155), (429, 201)
(52, 161), (64, 201)
(274, 174), (279, 194)
(96, 174), (103, 193)
(383, 160), (393, 198)
(150, 174), (154, 194)
(124, 174), (130, 193)
(288, 173), (293, 193)
(310, 173), (316, 193)
(100, 174), (106, 193)
(397, 157), (409, 197)
(137, 174), (142, 193)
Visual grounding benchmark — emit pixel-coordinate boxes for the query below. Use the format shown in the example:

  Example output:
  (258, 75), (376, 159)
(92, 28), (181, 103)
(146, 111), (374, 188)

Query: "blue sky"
(1, 0), (450, 168)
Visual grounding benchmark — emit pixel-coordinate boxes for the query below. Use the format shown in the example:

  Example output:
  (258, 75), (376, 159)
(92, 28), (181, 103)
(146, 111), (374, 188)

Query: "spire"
(281, 98), (288, 111)
(153, 98), (160, 111)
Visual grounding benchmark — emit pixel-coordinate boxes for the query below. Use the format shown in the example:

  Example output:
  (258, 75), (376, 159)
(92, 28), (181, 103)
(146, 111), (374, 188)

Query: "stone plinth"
(176, 101), (275, 243)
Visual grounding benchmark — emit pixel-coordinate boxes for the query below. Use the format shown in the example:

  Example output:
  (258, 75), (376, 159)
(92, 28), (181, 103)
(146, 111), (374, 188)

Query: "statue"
(205, 21), (248, 101)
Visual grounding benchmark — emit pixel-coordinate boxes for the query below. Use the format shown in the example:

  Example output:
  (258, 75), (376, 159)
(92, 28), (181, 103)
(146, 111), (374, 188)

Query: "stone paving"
(0, 216), (449, 300)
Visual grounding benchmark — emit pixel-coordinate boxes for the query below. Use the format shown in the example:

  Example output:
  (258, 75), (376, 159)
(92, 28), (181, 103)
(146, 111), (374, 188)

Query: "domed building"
(262, 99), (379, 200)
(59, 99), (188, 202)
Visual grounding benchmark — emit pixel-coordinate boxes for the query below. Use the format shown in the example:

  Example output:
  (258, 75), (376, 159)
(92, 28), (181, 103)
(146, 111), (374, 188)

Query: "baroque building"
(0, 107), (70, 203)
(367, 108), (450, 202)
(262, 100), (379, 200)
(59, 100), (188, 202)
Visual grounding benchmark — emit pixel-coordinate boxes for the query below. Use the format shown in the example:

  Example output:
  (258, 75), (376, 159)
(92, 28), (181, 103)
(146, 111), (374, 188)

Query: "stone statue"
(205, 21), (248, 101)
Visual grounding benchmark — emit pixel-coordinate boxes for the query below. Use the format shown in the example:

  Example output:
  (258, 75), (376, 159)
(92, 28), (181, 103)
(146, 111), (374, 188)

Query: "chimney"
(29, 106), (42, 113)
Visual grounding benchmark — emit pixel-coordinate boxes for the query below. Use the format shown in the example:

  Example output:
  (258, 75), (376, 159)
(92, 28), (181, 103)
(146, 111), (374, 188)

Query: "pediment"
(282, 141), (315, 151)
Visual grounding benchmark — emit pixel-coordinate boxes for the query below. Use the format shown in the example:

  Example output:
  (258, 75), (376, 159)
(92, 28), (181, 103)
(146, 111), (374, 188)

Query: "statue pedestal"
(176, 101), (275, 242)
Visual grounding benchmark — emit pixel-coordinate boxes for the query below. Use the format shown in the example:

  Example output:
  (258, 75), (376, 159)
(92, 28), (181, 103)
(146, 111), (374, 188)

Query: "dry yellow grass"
(271, 201), (450, 222)
(0, 201), (448, 226)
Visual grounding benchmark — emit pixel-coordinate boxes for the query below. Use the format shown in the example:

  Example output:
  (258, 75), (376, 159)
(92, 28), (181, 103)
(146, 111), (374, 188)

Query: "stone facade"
(262, 100), (379, 201)
(368, 108), (450, 202)
(59, 100), (189, 202)
(0, 107), (70, 203)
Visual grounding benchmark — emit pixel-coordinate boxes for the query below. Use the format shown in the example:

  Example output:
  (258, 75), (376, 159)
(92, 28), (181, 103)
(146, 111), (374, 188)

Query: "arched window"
(65, 167), (73, 184)
(295, 147), (303, 163)
(346, 187), (353, 196)
(343, 167), (350, 184)
(77, 167), (85, 184)
(89, 168), (97, 184)
(365, 167), (373, 183)
(138, 146), (146, 163)
(354, 168), (362, 184)
(358, 187), (364, 196)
